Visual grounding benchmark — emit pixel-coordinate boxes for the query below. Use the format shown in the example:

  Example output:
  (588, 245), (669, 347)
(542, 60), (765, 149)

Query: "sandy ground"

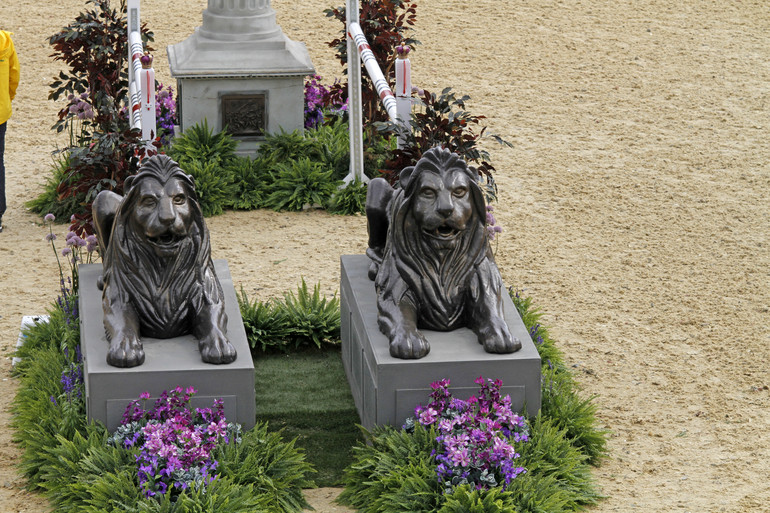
(0, 0), (769, 512)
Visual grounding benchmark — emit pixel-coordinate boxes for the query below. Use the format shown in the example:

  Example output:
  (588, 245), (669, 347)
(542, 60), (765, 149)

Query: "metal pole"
(344, 0), (366, 185)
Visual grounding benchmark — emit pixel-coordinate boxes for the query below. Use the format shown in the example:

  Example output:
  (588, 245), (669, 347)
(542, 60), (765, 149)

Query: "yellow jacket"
(0, 30), (20, 125)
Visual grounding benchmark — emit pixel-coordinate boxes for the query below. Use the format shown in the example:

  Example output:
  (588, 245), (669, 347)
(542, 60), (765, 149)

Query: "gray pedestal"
(340, 255), (542, 430)
(167, 0), (314, 156)
(79, 260), (255, 432)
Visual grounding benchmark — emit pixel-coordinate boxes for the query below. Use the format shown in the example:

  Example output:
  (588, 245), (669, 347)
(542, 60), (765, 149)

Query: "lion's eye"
(452, 187), (468, 198)
(419, 188), (436, 199)
(173, 194), (186, 205)
(141, 197), (157, 208)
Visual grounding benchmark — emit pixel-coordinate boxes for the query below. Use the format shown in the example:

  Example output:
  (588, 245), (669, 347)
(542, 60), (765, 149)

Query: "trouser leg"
(0, 121), (6, 219)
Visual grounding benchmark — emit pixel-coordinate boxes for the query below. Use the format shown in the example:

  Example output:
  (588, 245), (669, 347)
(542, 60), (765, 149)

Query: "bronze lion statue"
(365, 147), (521, 359)
(92, 154), (236, 368)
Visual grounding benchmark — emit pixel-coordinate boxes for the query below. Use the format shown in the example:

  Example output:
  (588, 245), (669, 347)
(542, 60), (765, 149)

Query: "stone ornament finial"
(92, 155), (237, 368)
(365, 147), (521, 359)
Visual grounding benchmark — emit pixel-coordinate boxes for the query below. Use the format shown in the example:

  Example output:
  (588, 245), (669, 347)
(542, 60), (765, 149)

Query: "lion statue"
(365, 146), (521, 359)
(92, 154), (236, 368)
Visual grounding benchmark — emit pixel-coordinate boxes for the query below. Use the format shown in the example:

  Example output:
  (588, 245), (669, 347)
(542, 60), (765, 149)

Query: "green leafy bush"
(310, 118), (350, 180)
(228, 155), (272, 210)
(183, 158), (237, 217)
(238, 280), (341, 353)
(167, 119), (237, 168)
(214, 424), (313, 512)
(264, 158), (341, 211)
(259, 128), (319, 162)
(328, 179), (367, 216)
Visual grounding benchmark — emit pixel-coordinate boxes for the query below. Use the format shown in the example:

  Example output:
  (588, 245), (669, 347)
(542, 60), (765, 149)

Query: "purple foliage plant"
(304, 74), (348, 129)
(155, 82), (177, 146)
(108, 387), (242, 498)
(406, 377), (529, 493)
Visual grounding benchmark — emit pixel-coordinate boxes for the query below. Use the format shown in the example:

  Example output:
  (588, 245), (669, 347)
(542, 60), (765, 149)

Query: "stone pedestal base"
(79, 260), (255, 432)
(340, 255), (541, 430)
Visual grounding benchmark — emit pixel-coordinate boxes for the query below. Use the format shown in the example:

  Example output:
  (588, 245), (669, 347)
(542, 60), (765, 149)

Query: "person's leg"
(0, 121), (6, 225)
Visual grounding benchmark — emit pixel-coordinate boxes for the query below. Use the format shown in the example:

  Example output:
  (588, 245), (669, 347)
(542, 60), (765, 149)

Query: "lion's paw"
(107, 333), (145, 368)
(199, 330), (237, 365)
(389, 328), (430, 359)
(478, 318), (521, 354)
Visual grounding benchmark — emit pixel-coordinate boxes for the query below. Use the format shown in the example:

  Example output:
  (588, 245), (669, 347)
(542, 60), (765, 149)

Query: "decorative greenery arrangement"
(238, 279), (341, 353)
(338, 289), (607, 513)
(27, 0), (157, 234)
(13, 308), (314, 512)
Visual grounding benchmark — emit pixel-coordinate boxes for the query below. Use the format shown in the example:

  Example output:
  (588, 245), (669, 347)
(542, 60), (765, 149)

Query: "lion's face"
(129, 176), (194, 258)
(410, 169), (474, 251)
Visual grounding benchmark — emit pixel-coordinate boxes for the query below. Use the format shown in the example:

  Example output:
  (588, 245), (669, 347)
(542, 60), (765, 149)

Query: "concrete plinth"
(340, 255), (541, 430)
(79, 260), (255, 432)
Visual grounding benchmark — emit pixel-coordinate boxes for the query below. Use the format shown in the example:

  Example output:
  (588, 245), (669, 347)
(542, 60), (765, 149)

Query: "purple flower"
(408, 376), (529, 493)
(45, 233), (57, 242)
(112, 388), (241, 497)
(45, 213), (55, 223)
(61, 248), (72, 257)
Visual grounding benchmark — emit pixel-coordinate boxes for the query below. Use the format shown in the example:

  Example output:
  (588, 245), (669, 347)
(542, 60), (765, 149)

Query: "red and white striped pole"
(348, 21), (398, 123)
(126, 0), (156, 147)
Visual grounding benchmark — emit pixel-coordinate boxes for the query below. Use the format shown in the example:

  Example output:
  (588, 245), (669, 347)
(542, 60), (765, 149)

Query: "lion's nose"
(158, 198), (176, 225)
(437, 195), (454, 218)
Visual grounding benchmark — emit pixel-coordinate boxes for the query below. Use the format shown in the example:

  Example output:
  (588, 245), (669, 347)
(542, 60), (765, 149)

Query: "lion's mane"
(101, 155), (224, 338)
(375, 148), (492, 330)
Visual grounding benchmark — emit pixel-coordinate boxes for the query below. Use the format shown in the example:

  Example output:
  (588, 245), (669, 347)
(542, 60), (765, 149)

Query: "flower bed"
(337, 290), (608, 513)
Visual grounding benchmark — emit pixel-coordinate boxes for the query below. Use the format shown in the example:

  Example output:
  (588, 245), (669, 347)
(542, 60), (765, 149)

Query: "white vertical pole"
(394, 46), (412, 149)
(344, 0), (366, 185)
(139, 63), (156, 141)
(127, 0), (140, 88)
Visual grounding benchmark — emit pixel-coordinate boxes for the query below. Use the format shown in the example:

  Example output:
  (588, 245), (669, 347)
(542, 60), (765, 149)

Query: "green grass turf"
(253, 347), (363, 486)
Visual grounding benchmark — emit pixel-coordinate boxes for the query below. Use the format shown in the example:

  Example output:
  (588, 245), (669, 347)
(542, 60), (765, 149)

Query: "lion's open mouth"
(424, 224), (461, 240)
(147, 233), (183, 247)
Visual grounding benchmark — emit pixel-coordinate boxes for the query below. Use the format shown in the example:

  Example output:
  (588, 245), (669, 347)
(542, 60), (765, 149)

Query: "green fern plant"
(227, 156), (272, 210)
(338, 424), (442, 513)
(309, 118), (350, 180)
(328, 180), (367, 215)
(280, 279), (341, 349)
(167, 119), (238, 168)
(511, 289), (608, 464)
(258, 128), (320, 162)
(214, 423), (314, 512)
(437, 485), (517, 513)
(264, 158), (341, 211)
(184, 158), (237, 217)
(238, 287), (295, 352)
